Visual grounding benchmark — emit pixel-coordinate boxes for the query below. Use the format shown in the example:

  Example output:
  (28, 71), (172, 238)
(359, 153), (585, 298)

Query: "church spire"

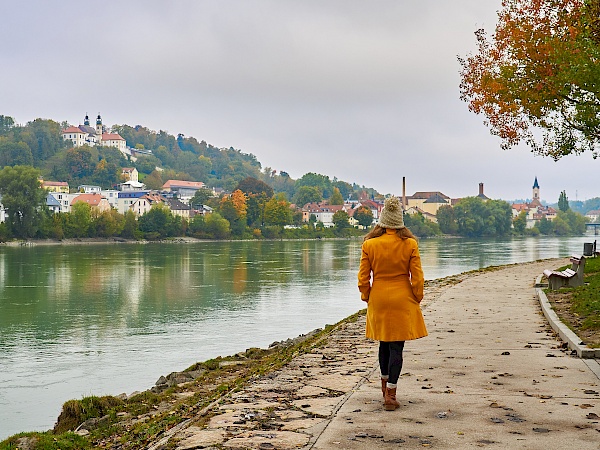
(532, 176), (540, 202)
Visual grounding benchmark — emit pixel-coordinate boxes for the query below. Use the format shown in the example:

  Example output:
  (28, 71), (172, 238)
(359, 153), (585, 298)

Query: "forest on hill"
(0, 114), (378, 203)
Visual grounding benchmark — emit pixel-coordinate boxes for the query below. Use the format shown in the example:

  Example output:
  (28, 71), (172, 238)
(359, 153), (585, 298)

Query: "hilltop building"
(511, 177), (557, 228)
(61, 114), (126, 152)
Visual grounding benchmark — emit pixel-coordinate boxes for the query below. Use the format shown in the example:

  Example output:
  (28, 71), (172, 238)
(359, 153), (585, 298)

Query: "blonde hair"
(363, 224), (416, 242)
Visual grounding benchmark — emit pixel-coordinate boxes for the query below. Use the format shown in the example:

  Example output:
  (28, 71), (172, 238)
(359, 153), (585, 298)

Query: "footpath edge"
(535, 274), (600, 365)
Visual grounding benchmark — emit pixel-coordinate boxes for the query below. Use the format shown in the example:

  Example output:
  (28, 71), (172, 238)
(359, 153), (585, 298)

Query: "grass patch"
(546, 256), (600, 348)
(570, 257), (600, 334)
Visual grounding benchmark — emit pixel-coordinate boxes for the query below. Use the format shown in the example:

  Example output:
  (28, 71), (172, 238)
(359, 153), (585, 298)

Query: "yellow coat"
(358, 229), (427, 342)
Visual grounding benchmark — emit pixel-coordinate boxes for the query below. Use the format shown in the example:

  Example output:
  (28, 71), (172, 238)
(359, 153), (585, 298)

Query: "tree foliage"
(447, 197), (513, 237)
(0, 165), (46, 238)
(329, 187), (344, 205)
(235, 176), (274, 198)
(558, 190), (570, 212)
(263, 194), (292, 227)
(293, 186), (322, 207)
(353, 206), (374, 228)
(459, 0), (600, 159)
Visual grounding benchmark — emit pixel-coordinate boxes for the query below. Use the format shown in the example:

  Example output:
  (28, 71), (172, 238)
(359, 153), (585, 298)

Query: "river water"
(0, 234), (595, 439)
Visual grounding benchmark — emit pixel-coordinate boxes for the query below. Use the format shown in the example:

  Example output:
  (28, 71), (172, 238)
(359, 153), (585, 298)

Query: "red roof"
(42, 181), (69, 187)
(62, 126), (84, 134)
(162, 180), (205, 189)
(102, 133), (124, 141)
(71, 193), (106, 207)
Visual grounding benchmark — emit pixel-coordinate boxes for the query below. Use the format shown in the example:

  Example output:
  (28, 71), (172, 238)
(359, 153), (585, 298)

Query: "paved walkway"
(167, 259), (600, 449)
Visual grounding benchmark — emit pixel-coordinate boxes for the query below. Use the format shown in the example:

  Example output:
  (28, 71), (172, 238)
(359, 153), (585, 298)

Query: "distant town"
(0, 113), (598, 240)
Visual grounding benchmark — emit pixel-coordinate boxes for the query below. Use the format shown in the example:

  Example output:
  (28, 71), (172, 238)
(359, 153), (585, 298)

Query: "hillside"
(0, 114), (378, 201)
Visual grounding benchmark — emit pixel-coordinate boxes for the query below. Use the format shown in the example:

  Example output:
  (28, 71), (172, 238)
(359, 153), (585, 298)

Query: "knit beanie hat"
(378, 196), (405, 229)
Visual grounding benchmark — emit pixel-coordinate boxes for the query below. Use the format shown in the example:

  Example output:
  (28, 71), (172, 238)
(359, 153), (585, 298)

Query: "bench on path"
(543, 255), (586, 290)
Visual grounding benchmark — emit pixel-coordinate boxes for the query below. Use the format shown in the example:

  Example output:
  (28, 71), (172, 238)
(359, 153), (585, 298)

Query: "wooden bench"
(543, 255), (586, 290)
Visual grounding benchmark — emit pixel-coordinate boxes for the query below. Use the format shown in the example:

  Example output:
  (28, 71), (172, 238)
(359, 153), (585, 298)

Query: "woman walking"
(358, 196), (427, 411)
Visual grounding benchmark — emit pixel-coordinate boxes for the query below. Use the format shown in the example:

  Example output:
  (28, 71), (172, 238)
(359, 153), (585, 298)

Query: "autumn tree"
(219, 190), (248, 236)
(353, 206), (374, 228)
(263, 194), (292, 227)
(459, 0), (600, 159)
(329, 187), (344, 205)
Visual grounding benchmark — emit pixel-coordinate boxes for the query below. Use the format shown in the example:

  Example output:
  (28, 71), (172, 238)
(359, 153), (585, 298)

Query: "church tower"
(83, 113), (90, 126)
(96, 114), (103, 140)
(532, 176), (540, 202)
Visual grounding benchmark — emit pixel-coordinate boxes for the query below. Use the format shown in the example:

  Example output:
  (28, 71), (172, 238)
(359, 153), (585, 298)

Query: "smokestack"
(402, 177), (407, 211)
(479, 182), (484, 196)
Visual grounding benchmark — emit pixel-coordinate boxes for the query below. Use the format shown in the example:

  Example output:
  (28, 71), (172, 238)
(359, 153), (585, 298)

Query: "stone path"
(165, 259), (600, 449)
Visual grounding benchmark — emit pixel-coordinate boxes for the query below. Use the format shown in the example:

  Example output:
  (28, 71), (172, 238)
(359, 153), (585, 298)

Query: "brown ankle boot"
(384, 387), (399, 411)
(381, 379), (387, 399)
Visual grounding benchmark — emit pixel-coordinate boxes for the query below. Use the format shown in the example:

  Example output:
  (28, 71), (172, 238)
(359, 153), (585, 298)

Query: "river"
(0, 234), (596, 439)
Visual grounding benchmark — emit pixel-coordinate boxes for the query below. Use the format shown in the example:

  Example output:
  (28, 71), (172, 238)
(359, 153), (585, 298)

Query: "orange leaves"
(459, 0), (600, 159)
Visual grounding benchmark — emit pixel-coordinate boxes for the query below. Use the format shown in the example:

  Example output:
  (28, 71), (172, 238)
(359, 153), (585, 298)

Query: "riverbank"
(0, 236), (364, 246)
(0, 269), (470, 449)
(2, 258), (599, 449)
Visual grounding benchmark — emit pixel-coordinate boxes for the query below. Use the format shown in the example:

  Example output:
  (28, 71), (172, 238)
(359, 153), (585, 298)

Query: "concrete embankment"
(148, 258), (599, 449)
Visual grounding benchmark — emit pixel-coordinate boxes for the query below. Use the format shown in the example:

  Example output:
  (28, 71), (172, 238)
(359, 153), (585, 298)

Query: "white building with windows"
(62, 114), (126, 153)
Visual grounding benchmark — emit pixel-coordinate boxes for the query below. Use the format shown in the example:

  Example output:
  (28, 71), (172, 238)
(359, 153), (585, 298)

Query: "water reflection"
(0, 234), (594, 439)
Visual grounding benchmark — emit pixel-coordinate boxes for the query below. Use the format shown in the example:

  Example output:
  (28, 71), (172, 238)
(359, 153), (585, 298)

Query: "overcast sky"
(1, 1), (598, 203)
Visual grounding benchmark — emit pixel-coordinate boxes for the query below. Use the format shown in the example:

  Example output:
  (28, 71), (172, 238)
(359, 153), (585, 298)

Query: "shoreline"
(2, 257), (593, 447)
(0, 236), (365, 246)
(0, 268), (475, 445)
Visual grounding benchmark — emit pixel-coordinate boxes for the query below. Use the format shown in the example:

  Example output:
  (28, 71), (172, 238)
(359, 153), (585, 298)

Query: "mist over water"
(0, 235), (594, 439)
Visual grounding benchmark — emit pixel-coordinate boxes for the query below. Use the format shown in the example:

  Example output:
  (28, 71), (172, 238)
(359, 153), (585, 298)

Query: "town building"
(41, 180), (69, 193)
(121, 167), (139, 183)
(585, 210), (600, 223)
(61, 114), (126, 152)
(406, 191), (450, 216)
(71, 193), (112, 212)
(162, 180), (206, 204)
(511, 177), (557, 228)
(301, 202), (351, 227)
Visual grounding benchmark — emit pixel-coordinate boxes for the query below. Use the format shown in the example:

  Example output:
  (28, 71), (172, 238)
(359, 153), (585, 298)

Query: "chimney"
(479, 182), (484, 196)
(402, 177), (407, 211)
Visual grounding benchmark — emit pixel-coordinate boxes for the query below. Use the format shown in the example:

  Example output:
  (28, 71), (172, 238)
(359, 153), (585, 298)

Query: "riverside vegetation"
(546, 255), (600, 348)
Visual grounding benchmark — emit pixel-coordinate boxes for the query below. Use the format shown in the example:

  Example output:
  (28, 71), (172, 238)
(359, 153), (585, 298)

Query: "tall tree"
(329, 187), (344, 205)
(0, 165), (46, 238)
(459, 0), (600, 159)
(558, 190), (570, 212)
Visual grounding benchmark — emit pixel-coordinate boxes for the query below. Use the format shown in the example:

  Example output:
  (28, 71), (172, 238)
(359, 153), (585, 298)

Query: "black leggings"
(379, 341), (405, 384)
